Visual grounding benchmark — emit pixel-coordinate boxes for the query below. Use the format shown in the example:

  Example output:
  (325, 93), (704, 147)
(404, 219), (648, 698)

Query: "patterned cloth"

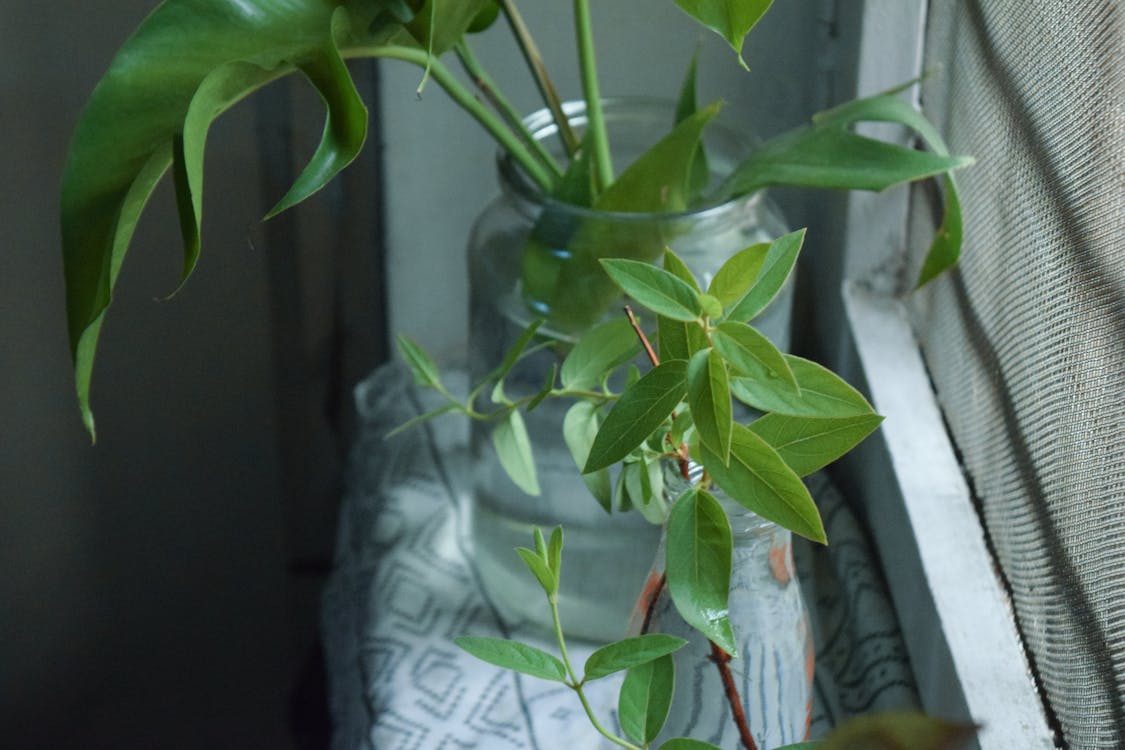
(322, 365), (919, 749)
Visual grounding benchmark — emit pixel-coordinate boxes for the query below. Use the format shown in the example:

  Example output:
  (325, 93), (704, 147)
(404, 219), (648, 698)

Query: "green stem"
(455, 40), (564, 179)
(573, 0), (613, 191)
(499, 0), (580, 156)
(357, 46), (555, 192)
(549, 597), (641, 750)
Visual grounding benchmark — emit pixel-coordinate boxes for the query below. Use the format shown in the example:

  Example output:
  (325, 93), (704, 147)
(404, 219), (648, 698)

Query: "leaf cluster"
(456, 526), (704, 749)
(59, 0), (971, 438)
(398, 228), (883, 660)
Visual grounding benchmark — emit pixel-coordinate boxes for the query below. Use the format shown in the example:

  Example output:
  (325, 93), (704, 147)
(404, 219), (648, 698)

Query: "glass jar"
(466, 99), (791, 643)
(649, 468), (813, 749)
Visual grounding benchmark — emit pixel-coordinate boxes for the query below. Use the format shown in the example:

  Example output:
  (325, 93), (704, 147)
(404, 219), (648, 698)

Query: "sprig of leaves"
(455, 527), (697, 750)
(456, 530), (977, 750)
(395, 230), (882, 668)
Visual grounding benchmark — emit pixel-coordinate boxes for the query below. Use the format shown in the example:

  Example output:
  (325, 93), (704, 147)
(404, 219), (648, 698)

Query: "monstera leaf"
(61, 0), (491, 438)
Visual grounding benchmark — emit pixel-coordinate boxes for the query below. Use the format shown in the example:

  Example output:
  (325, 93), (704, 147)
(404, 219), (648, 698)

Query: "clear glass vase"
(466, 99), (791, 643)
(647, 467), (813, 749)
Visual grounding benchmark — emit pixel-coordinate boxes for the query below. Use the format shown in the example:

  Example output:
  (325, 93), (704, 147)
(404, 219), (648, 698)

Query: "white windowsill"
(838, 283), (1055, 750)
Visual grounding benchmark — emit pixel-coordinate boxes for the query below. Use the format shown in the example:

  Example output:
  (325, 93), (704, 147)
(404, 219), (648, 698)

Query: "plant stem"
(499, 0), (580, 157)
(358, 46), (555, 192)
(625, 306), (659, 366)
(709, 642), (759, 750)
(639, 572), (666, 635)
(624, 306), (691, 479)
(455, 40), (564, 179)
(573, 0), (614, 192)
(549, 596), (641, 750)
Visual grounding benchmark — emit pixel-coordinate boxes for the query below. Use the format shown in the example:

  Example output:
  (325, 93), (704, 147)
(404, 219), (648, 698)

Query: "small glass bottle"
(648, 466), (814, 749)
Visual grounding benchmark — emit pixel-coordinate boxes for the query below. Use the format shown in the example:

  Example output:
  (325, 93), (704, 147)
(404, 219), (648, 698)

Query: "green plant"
(400, 232), (887, 746)
(458, 525), (978, 750)
(60, 3), (976, 744)
(60, 0), (971, 437)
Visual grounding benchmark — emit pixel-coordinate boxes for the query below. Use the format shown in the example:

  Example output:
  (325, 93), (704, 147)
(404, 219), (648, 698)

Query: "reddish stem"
(710, 642), (760, 750)
(625, 305), (659, 366)
(621, 308), (756, 748)
(625, 306), (691, 478)
(639, 572), (666, 635)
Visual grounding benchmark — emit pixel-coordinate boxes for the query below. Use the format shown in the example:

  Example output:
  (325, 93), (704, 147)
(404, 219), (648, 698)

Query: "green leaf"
(490, 378), (509, 405)
(491, 319), (543, 384)
(596, 102), (722, 213)
(700, 424), (826, 543)
(453, 636), (567, 682)
(532, 105), (724, 334)
(265, 23), (368, 217)
(773, 745), (818, 750)
(533, 527), (549, 558)
(698, 293), (724, 320)
(819, 712), (978, 750)
(396, 335), (442, 389)
(657, 248), (708, 361)
(711, 321), (796, 388)
(466, 0), (501, 33)
(663, 249), (702, 291)
(658, 315), (709, 363)
(623, 456), (667, 524)
(660, 740), (723, 750)
(563, 401), (613, 511)
(916, 173), (963, 286)
(670, 409), (695, 447)
(720, 88), (973, 199)
(639, 455), (669, 523)
(625, 458), (649, 507)
(618, 461), (641, 514)
(801, 90), (967, 287)
(675, 49), (710, 200)
(492, 411), (540, 496)
(624, 363), (642, 389)
(516, 547), (556, 595)
(687, 349), (732, 464)
(526, 363), (558, 413)
(561, 318), (641, 391)
(584, 634), (686, 681)
(749, 413), (884, 476)
(619, 654), (676, 744)
(547, 526), (563, 576)
(708, 242), (769, 308)
(724, 229), (805, 323)
(585, 360), (689, 473)
(60, 0), (496, 437)
(666, 489), (737, 654)
(600, 259), (704, 322)
(731, 355), (875, 418)
(673, 0), (774, 68)
(403, 0), (496, 57)
(551, 133), (597, 208)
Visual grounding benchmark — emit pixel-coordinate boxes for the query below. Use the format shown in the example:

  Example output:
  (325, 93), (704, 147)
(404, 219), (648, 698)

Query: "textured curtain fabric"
(321, 366), (918, 749)
(912, 2), (1125, 747)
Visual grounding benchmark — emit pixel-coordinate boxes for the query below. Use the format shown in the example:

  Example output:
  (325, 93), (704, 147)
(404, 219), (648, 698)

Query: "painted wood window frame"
(825, 2), (1056, 748)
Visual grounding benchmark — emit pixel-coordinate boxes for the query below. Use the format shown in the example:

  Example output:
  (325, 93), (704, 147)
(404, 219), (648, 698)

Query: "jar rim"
(497, 97), (766, 224)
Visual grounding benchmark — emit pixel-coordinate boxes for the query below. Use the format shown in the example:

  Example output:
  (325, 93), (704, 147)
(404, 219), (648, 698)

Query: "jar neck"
(496, 97), (767, 227)
(664, 461), (779, 541)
